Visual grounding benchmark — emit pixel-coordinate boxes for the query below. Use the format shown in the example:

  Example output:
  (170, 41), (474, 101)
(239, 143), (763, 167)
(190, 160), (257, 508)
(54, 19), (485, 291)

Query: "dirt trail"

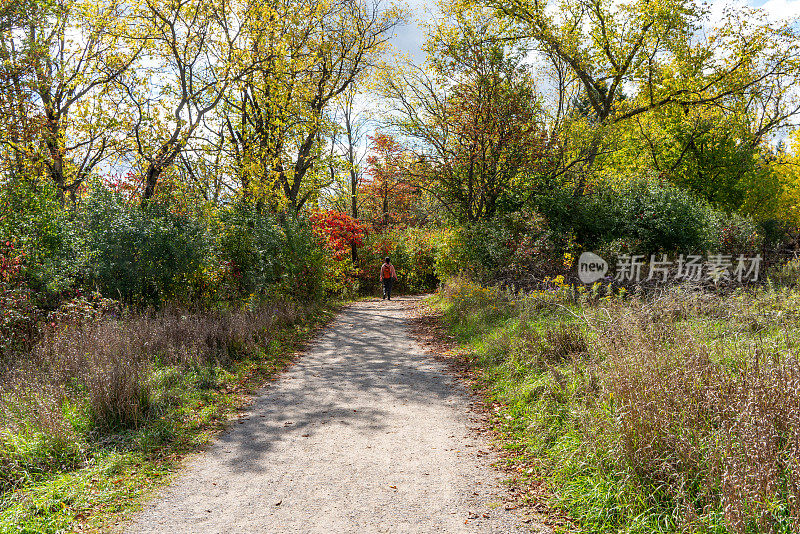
(126, 297), (546, 533)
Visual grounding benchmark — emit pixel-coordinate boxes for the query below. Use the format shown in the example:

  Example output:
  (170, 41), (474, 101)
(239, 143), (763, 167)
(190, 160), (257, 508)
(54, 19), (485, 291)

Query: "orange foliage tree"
(362, 133), (419, 229)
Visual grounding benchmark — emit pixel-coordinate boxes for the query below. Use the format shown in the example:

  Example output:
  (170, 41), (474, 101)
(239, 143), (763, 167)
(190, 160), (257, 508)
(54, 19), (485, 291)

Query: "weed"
(0, 300), (335, 532)
(431, 278), (800, 533)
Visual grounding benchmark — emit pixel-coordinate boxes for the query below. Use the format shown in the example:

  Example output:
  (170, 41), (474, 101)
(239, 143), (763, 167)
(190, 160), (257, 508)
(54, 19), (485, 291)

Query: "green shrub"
(434, 210), (559, 284)
(217, 203), (285, 296)
(558, 177), (764, 264)
(84, 187), (207, 305)
(278, 215), (347, 301)
(598, 177), (711, 255)
(703, 209), (763, 255)
(0, 242), (38, 360)
(435, 220), (515, 282)
(0, 179), (85, 303)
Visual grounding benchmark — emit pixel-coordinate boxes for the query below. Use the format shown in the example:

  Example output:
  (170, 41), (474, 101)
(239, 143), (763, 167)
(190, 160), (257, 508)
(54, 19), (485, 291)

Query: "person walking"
(380, 257), (397, 300)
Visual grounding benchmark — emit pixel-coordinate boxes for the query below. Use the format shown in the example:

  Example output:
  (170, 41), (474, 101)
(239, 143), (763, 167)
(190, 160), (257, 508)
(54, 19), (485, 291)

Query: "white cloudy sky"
(390, 0), (800, 63)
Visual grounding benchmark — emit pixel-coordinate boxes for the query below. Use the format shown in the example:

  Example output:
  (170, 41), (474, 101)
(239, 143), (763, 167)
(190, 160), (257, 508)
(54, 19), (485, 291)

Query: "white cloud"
(751, 0), (800, 23)
(706, 0), (799, 27)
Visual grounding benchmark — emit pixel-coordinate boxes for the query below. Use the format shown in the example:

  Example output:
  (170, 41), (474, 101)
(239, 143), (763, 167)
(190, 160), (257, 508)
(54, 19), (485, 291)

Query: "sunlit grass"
(430, 280), (800, 534)
(0, 303), (338, 533)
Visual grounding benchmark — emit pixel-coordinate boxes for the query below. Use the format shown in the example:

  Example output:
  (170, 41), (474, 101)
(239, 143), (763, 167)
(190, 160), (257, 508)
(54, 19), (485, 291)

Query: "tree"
(382, 9), (550, 222)
(309, 209), (366, 261)
(0, 0), (139, 203)
(340, 90), (366, 228)
(619, 104), (782, 219)
(775, 129), (800, 227)
(121, 0), (255, 205)
(362, 132), (418, 227)
(480, 0), (800, 197)
(221, 0), (402, 213)
(319, 88), (371, 261)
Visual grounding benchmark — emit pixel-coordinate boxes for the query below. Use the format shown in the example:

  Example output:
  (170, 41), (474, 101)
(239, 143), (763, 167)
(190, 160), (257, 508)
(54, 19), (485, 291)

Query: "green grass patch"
(428, 280), (800, 534)
(0, 302), (339, 533)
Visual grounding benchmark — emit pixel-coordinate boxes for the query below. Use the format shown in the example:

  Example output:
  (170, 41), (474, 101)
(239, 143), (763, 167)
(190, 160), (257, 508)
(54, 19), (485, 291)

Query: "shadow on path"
(125, 296), (539, 534)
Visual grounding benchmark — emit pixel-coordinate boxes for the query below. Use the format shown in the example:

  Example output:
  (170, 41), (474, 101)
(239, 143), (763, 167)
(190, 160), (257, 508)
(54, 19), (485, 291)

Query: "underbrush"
(431, 279), (800, 534)
(0, 300), (336, 533)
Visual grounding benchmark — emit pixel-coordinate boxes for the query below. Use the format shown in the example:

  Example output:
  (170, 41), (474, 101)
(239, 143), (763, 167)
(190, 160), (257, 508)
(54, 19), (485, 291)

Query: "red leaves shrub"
(0, 241), (22, 283)
(310, 210), (367, 260)
(104, 171), (141, 204)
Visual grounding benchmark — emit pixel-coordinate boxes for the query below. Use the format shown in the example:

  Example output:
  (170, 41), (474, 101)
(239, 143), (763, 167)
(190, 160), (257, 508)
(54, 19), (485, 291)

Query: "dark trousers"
(382, 278), (394, 299)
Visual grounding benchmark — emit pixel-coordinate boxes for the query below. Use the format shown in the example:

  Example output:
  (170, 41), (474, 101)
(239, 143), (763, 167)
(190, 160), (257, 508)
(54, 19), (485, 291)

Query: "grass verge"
(0, 300), (339, 533)
(425, 278), (799, 534)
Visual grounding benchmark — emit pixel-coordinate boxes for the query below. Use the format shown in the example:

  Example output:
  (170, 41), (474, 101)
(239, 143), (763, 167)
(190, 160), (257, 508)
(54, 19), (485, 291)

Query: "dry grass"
(434, 279), (800, 533)
(0, 295), (333, 533)
(719, 352), (800, 533)
(0, 301), (303, 494)
(592, 296), (800, 533)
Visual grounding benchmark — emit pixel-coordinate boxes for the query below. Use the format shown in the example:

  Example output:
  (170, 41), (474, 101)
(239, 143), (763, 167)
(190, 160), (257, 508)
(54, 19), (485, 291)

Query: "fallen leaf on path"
(275, 500), (282, 506)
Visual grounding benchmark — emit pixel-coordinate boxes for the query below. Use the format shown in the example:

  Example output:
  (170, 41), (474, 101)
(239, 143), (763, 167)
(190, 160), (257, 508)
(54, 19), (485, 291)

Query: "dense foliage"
(2, 0), (800, 531)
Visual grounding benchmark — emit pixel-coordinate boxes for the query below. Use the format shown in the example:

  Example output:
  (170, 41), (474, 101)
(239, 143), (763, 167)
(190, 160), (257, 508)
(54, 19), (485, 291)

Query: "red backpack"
(381, 263), (393, 279)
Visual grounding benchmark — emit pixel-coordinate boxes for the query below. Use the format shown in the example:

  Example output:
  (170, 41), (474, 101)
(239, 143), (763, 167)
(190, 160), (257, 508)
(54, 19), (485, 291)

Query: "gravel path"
(126, 297), (545, 533)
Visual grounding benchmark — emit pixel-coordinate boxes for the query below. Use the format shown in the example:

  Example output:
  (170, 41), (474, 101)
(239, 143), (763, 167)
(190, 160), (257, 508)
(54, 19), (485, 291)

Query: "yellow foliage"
(776, 129), (800, 226)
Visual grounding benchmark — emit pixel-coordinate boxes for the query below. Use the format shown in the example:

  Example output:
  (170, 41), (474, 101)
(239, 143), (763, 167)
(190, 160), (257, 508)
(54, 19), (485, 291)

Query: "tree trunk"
(142, 164), (161, 203)
(572, 135), (601, 198)
(45, 116), (66, 205)
(350, 167), (358, 262)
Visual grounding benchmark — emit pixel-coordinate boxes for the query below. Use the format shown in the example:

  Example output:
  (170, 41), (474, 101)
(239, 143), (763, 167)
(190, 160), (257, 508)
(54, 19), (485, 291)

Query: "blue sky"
(391, 0), (800, 63)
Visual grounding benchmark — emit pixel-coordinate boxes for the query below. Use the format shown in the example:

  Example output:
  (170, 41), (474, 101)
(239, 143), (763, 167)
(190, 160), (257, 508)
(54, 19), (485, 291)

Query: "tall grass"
(0, 301), (305, 495)
(433, 280), (800, 533)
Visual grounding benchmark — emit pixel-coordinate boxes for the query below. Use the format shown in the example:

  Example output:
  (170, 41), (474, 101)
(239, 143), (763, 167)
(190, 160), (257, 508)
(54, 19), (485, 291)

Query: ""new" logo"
(578, 252), (608, 284)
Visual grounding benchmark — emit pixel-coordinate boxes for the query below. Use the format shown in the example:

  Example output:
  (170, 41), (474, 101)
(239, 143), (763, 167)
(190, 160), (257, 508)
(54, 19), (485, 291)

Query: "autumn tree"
(318, 88), (372, 260)
(382, 9), (550, 222)
(0, 1), (39, 184)
(478, 0), (800, 197)
(309, 209), (366, 261)
(338, 89), (367, 225)
(0, 0), (140, 203)
(221, 0), (403, 213)
(119, 0), (259, 205)
(776, 129), (800, 227)
(362, 132), (418, 227)
(614, 103), (784, 220)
